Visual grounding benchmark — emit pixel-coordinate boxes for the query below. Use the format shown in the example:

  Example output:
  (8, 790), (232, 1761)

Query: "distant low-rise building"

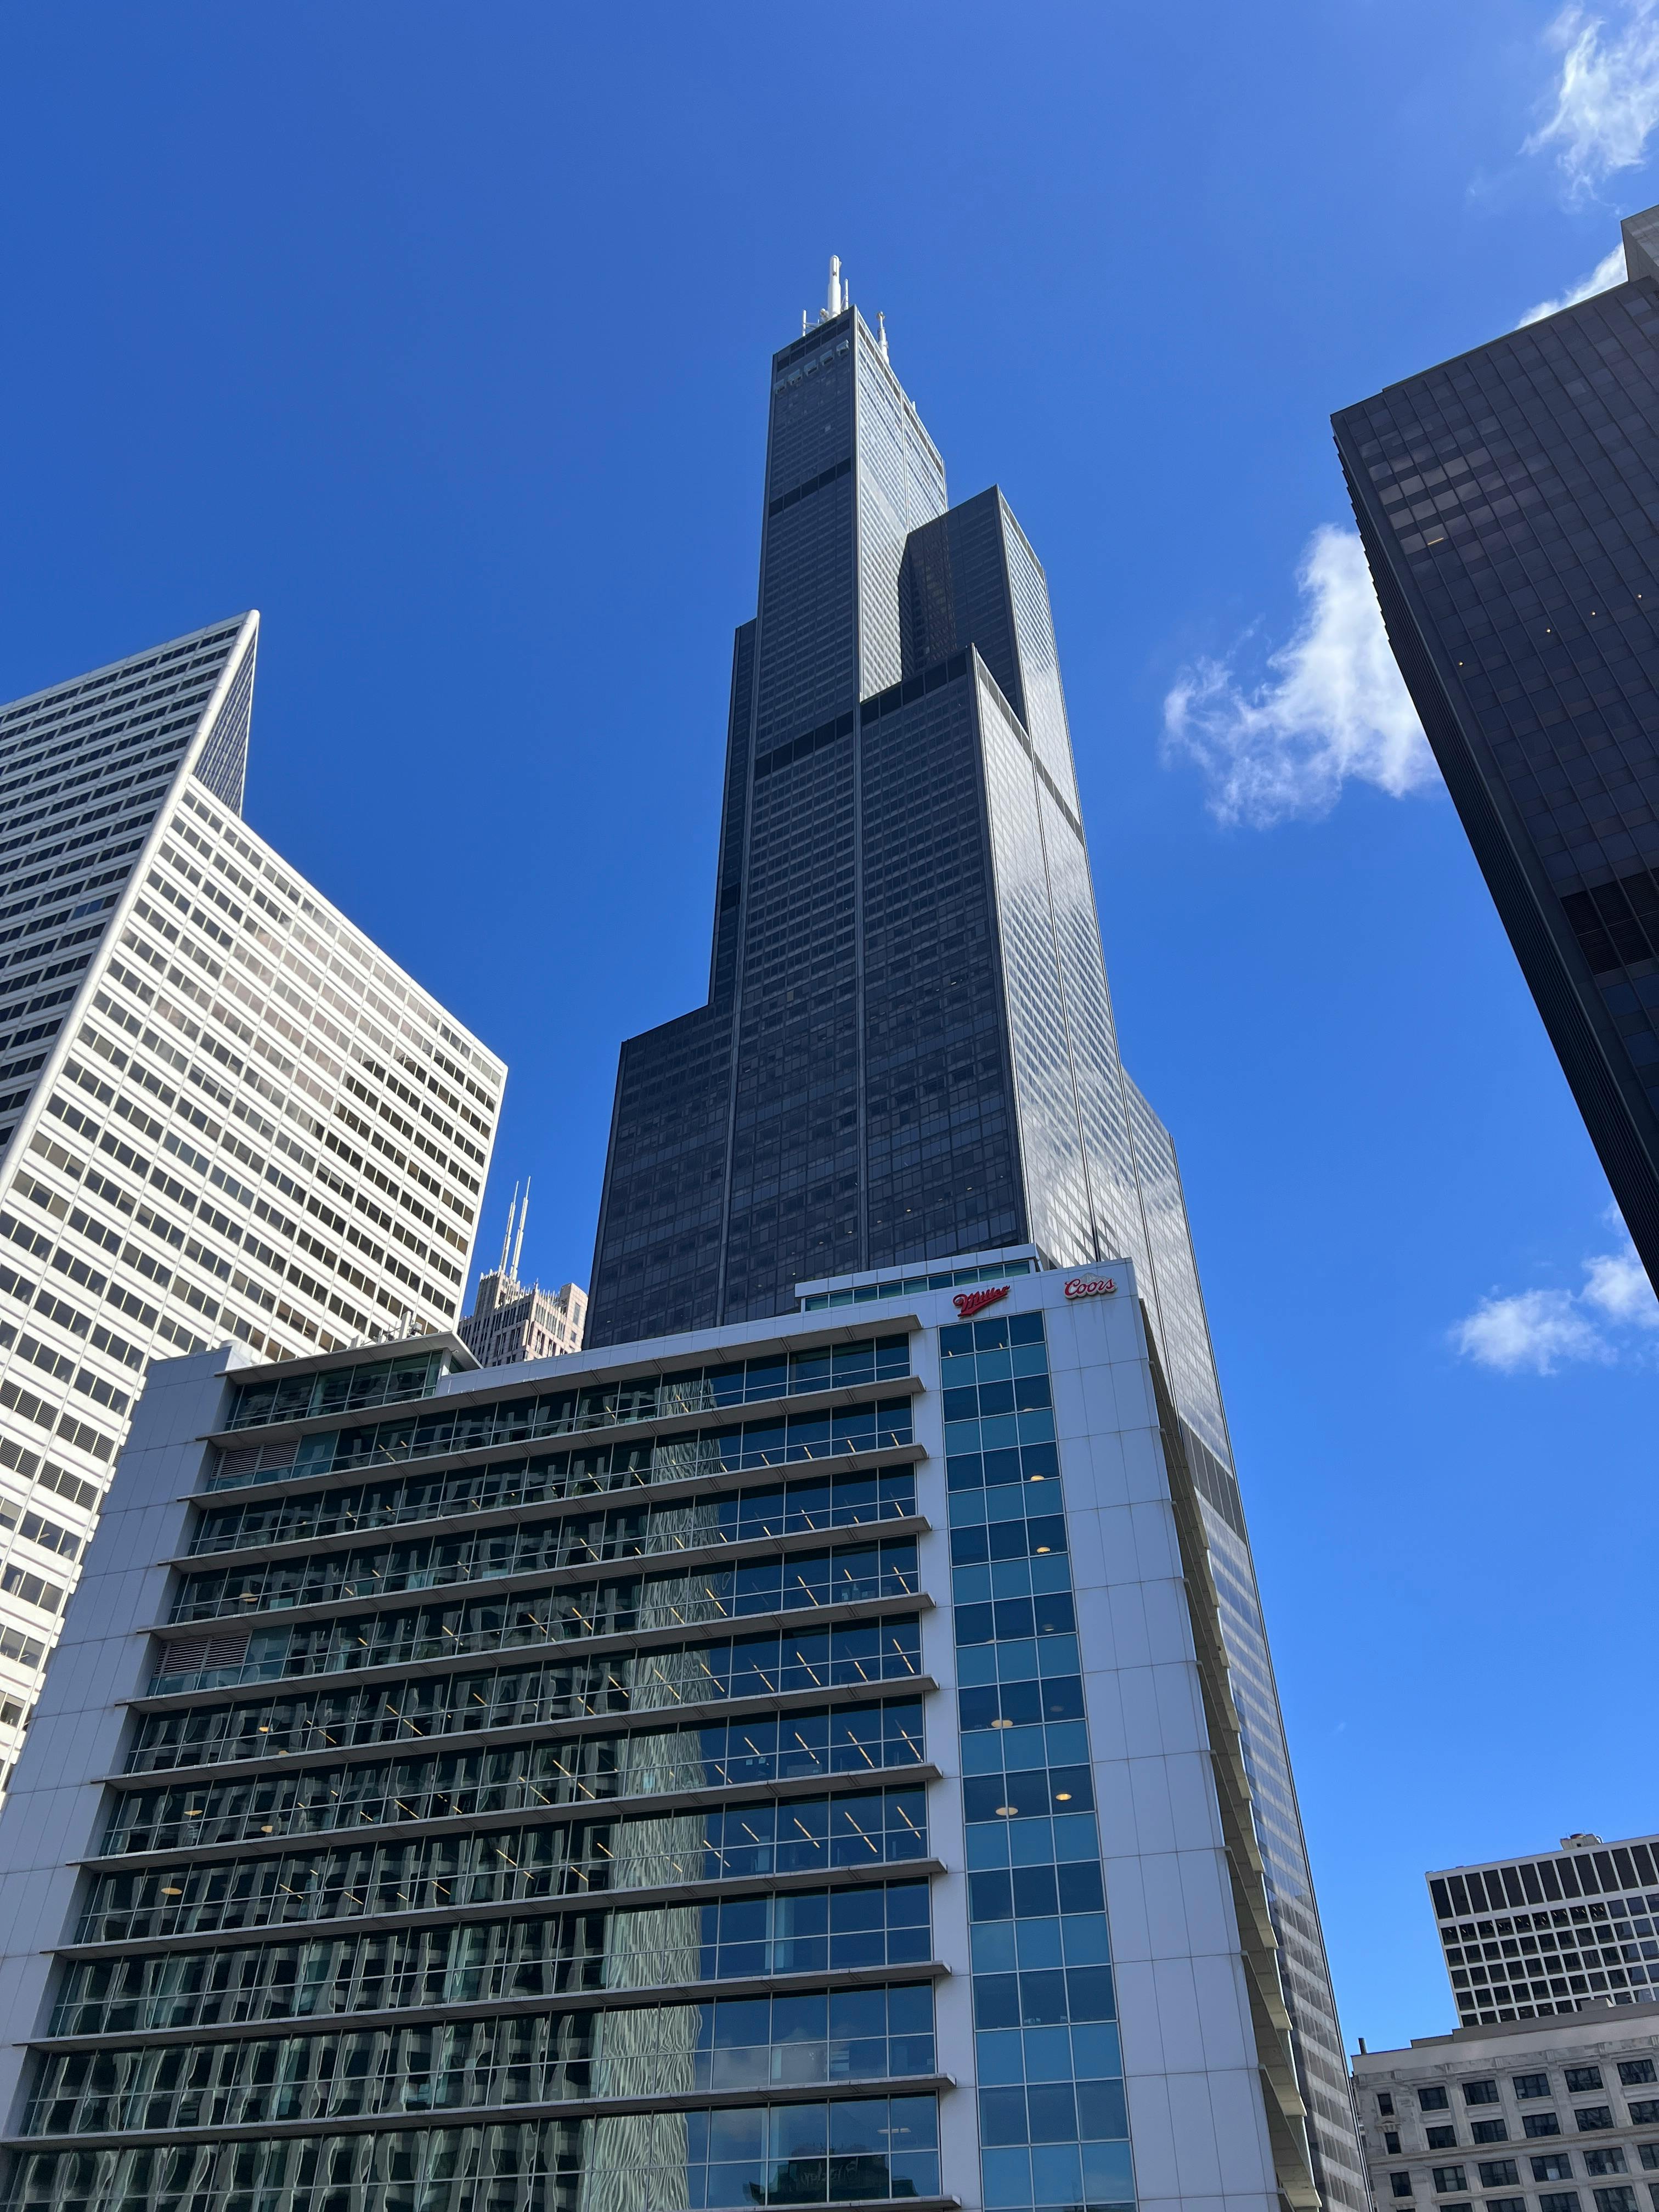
(1353, 2003), (1659, 2212)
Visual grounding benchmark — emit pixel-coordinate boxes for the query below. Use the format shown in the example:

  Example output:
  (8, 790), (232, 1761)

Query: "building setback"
(589, 266), (1363, 2209)
(1335, 202), (1659, 1290)
(0, 617), (502, 1778)
(0, 1260), (1318, 2212)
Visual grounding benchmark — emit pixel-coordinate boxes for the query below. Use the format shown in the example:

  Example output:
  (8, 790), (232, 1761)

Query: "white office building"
(0, 615), (503, 1775)
(1429, 1835), (1659, 2028)
(0, 1252), (1316, 2212)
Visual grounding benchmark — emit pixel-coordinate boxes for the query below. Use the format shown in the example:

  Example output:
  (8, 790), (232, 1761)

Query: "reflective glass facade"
(0, 1272), (1328, 2212)
(1335, 211), (1659, 1287)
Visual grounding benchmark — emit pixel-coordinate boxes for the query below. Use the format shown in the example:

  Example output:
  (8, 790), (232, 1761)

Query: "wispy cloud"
(1161, 527), (1436, 828)
(1525, 1), (1659, 200)
(1518, 239), (1629, 322)
(1451, 1221), (1659, 1374)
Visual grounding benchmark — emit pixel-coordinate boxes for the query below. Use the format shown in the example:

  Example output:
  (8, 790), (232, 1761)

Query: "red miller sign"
(952, 1285), (1010, 1318)
(1064, 1276), (1117, 1299)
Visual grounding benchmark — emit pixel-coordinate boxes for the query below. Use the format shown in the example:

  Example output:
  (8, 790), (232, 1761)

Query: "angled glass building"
(1335, 203), (1659, 1289)
(588, 272), (1363, 2210)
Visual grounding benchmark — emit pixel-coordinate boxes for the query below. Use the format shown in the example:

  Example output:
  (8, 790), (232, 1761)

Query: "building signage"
(1064, 1276), (1117, 1300)
(952, 1285), (1010, 1318)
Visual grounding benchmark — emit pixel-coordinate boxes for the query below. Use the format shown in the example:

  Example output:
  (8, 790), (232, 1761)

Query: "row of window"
(225, 1337), (910, 1436)
(77, 1787), (931, 1945)
(129, 1617), (926, 1772)
(170, 1475), (921, 1620)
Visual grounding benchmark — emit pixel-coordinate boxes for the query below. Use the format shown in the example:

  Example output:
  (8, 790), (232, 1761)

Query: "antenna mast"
(511, 1178), (531, 1282)
(498, 1183), (518, 1277)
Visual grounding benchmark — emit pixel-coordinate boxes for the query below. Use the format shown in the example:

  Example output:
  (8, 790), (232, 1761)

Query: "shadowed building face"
(1335, 203), (1659, 1291)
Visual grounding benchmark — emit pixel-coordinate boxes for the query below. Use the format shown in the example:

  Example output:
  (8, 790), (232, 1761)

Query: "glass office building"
(1335, 202), (1659, 1290)
(0, 618), (502, 1781)
(588, 289), (1362, 2208)
(0, 1263), (1318, 2212)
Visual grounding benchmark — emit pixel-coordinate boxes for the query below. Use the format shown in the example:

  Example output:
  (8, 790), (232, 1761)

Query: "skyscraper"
(460, 1181), (587, 1368)
(590, 269), (1364, 2209)
(1335, 202), (1659, 1289)
(0, 614), (502, 1775)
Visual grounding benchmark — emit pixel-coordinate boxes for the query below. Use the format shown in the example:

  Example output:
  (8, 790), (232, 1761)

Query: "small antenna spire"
(823, 254), (842, 321)
(802, 309), (808, 336)
(511, 1177), (531, 1281)
(877, 311), (889, 362)
(498, 1183), (518, 1276)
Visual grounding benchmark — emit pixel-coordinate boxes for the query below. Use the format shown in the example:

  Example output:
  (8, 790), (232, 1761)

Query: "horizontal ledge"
(129, 1591), (934, 1712)
(34, 1959), (952, 2052)
(156, 1516), (932, 1639)
(78, 1762), (945, 1873)
(54, 1859), (951, 1961)
(172, 1452), (929, 1578)
(6, 2075), (956, 2148)
(113, 1677), (942, 1790)
(202, 1367), (928, 1463)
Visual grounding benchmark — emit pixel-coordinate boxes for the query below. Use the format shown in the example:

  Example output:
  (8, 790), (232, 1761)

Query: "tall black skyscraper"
(1336, 204), (1659, 1288)
(589, 265), (1365, 2212)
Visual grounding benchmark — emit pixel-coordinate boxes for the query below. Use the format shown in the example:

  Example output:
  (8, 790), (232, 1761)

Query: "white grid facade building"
(0, 614), (503, 1778)
(1429, 1836), (1659, 2028)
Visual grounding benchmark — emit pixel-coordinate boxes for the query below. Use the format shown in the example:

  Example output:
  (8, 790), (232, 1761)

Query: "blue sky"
(0, 1), (1654, 2056)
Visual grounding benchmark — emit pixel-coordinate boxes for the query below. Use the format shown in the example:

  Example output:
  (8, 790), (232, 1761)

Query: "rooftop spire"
(821, 255), (843, 323)
(498, 1182), (519, 1276)
(511, 1176), (531, 1281)
(877, 310), (889, 362)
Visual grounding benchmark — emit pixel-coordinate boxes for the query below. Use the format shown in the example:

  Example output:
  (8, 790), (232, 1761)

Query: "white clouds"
(1582, 1242), (1659, 1321)
(1525, 1), (1659, 199)
(1161, 526), (1437, 828)
(1451, 1224), (1659, 1374)
(1518, 239), (1629, 323)
(1452, 1288), (1610, 1374)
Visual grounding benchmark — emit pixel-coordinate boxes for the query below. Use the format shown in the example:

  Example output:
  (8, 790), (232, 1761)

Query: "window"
(1387, 2134), (1403, 2154)
(1423, 2089), (1452, 2113)
(1631, 2104), (1659, 2128)
(1527, 2114), (1564, 2138)
(1429, 2128), (1459, 2150)
(1466, 2082), (1501, 2106)
(1567, 2071), (1605, 2095)
(1620, 2063), (1657, 2088)
(1434, 2169), (1469, 2193)
(1584, 2152), (1627, 2177)
(1485, 2197), (1526, 2212)
(1538, 2195), (1581, 2212)
(1479, 2162), (1520, 2187)
(1392, 2176), (1414, 2198)
(1590, 2190), (1638, 2212)
(1534, 2157), (1575, 2181)
(1638, 2146), (1659, 2171)
(1379, 2095), (1397, 2118)
(1575, 2109), (1614, 2134)
(1516, 2076), (1553, 2100)
(1472, 2123), (1509, 2145)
